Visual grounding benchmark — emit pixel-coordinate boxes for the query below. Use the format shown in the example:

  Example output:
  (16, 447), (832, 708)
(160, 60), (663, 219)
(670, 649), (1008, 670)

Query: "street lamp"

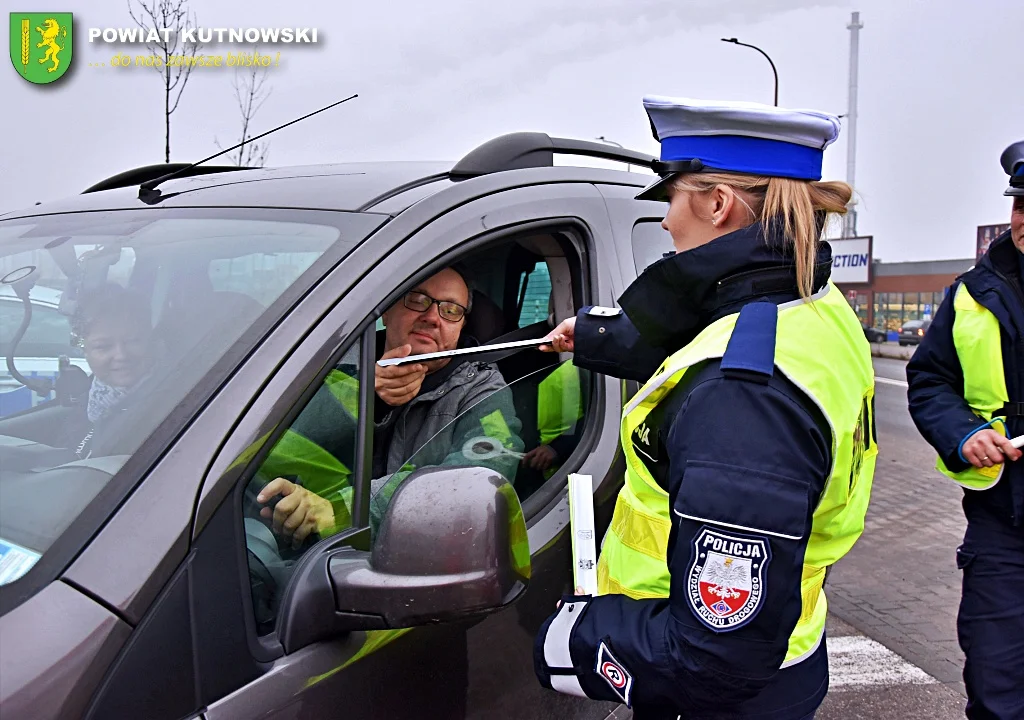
(596, 136), (631, 172)
(721, 38), (779, 106)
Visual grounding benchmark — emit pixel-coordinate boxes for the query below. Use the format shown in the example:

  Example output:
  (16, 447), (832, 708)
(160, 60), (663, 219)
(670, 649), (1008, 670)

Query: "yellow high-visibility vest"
(597, 283), (876, 667)
(935, 284), (1009, 490)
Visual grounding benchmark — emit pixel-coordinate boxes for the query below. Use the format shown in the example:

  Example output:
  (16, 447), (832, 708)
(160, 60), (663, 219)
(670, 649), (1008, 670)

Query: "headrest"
(463, 291), (505, 344)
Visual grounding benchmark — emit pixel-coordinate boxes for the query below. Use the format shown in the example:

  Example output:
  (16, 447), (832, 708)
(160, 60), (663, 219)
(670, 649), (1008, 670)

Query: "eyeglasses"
(403, 290), (468, 323)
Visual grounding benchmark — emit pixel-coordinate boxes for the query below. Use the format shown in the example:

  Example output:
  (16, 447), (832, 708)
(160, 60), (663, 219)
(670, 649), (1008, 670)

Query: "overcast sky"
(2, 0), (1020, 262)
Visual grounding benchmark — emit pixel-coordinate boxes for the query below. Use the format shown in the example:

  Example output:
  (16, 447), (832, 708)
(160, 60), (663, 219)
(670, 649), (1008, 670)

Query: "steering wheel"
(242, 472), (320, 632)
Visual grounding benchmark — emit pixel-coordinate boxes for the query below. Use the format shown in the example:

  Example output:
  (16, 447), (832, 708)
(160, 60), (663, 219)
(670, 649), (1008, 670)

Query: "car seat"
(463, 291), (505, 345)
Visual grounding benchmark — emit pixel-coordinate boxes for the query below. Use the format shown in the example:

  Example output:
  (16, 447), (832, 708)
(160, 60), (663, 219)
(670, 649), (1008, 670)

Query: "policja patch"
(687, 526), (771, 632)
(596, 641), (633, 706)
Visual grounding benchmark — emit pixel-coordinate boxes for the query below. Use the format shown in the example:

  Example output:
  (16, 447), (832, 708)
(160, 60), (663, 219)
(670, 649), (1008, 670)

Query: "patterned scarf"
(86, 378), (133, 423)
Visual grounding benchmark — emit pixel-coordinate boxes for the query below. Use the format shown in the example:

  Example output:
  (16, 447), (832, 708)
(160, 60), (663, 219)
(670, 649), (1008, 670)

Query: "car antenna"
(138, 93), (359, 205)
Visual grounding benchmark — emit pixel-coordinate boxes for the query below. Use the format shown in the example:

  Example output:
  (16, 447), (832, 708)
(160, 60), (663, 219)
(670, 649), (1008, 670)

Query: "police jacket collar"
(964, 230), (1024, 337)
(618, 220), (832, 351)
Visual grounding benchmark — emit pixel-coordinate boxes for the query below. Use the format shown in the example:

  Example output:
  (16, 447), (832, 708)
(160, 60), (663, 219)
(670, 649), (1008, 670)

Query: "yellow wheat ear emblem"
(9, 12), (73, 84)
(20, 18), (28, 68)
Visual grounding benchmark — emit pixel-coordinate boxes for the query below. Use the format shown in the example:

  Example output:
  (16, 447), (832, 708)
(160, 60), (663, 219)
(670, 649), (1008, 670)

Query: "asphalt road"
(817, 355), (968, 719)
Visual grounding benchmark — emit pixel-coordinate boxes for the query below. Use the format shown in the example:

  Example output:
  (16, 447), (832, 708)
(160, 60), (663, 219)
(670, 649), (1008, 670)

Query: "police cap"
(636, 96), (841, 201)
(1002, 140), (1024, 197)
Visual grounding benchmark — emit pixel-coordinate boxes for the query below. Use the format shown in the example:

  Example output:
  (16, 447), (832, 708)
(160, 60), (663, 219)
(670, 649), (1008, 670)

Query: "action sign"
(829, 236), (872, 284)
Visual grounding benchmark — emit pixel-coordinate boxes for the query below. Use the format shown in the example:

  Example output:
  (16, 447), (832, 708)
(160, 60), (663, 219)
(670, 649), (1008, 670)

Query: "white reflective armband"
(586, 306), (621, 317)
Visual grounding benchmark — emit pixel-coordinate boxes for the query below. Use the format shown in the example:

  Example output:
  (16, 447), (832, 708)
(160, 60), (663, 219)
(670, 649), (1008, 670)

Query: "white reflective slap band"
(551, 674), (588, 698)
(544, 601), (586, 670)
(586, 306), (621, 317)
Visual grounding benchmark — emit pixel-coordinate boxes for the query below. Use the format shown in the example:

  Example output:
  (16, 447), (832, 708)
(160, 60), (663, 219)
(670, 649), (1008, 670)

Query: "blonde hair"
(673, 173), (853, 298)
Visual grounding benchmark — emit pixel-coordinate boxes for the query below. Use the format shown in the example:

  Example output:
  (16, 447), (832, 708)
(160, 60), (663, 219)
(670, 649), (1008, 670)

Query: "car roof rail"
(450, 132), (656, 179)
(82, 164), (254, 194)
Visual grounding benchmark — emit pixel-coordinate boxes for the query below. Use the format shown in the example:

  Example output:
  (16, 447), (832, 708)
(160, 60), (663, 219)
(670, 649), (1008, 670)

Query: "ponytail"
(673, 174), (853, 298)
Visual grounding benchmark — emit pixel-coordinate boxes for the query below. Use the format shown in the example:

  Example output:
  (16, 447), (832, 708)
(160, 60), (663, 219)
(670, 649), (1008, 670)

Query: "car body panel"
(0, 163), (454, 219)
(0, 581), (131, 720)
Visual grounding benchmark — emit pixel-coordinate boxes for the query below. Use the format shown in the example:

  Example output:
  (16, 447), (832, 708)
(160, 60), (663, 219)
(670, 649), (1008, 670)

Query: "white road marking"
(875, 376), (909, 388)
(827, 635), (936, 690)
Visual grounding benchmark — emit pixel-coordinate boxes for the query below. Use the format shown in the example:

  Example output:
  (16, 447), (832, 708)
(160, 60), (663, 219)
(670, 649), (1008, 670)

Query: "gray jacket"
(369, 359), (524, 531)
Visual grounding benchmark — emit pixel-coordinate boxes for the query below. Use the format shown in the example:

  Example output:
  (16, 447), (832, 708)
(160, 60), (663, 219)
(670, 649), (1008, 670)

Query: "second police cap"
(1001, 140), (1024, 197)
(636, 96), (842, 201)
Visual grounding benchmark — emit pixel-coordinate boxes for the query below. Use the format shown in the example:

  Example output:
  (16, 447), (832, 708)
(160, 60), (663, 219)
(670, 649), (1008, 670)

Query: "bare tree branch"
(128, 0), (199, 162)
(215, 47), (273, 167)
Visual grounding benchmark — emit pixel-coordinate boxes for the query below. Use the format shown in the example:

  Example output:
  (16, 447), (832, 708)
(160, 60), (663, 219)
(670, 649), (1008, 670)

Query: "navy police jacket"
(535, 225), (835, 718)
(907, 231), (1024, 525)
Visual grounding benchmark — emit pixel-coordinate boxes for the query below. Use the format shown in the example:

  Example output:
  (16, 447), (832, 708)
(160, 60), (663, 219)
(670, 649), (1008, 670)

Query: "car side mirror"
(277, 466), (530, 653)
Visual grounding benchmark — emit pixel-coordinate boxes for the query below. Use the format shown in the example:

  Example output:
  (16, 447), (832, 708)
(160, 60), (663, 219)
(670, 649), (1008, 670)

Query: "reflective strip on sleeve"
(543, 600), (586, 670)
(551, 674), (588, 698)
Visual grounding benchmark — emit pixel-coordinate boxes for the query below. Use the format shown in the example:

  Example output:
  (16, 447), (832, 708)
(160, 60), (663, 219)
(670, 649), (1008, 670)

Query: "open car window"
(366, 357), (588, 538)
(0, 209), (381, 586)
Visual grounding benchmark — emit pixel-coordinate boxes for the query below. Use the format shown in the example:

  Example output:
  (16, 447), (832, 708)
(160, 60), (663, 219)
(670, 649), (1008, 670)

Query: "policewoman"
(907, 140), (1024, 719)
(534, 97), (877, 719)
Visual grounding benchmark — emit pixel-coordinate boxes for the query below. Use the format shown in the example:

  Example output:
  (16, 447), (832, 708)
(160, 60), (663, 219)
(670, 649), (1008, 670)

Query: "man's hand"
(375, 344), (428, 406)
(962, 429), (1022, 468)
(523, 444), (559, 472)
(257, 478), (335, 549)
(540, 317), (576, 353)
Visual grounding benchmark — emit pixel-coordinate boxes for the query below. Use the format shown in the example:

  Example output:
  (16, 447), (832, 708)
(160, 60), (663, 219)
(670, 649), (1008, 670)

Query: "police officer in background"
(907, 140), (1024, 719)
(533, 97), (877, 719)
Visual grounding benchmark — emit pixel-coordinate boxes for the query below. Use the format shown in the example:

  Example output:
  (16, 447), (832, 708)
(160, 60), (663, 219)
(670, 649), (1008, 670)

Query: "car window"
(369, 358), (589, 538)
(209, 251), (324, 306)
(632, 220), (674, 273)
(0, 297), (86, 416)
(0, 296), (81, 356)
(241, 340), (362, 635)
(0, 210), (378, 586)
(516, 263), (552, 328)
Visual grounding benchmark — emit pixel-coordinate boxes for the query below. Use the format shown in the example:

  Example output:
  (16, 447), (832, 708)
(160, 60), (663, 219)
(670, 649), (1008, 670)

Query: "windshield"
(0, 208), (381, 585)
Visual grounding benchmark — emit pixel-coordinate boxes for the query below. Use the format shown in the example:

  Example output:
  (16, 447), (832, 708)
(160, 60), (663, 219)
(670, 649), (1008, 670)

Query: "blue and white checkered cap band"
(644, 96), (841, 182)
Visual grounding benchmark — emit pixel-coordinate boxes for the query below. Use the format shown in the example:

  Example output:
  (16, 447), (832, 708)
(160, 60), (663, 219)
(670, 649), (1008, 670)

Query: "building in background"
(835, 257), (975, 332)
(977, 223), (1010, 260)
(828, 224), (1017, 333)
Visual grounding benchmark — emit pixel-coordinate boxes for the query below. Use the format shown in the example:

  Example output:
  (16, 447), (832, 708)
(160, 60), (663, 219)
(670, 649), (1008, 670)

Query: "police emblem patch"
(687, 526), (771, 632)
(596, 641), (633, 706)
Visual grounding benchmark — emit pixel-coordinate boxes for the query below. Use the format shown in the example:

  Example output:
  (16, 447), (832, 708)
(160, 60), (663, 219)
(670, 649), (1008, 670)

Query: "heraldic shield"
(10, 12), (73, 84)
(687, 526), (772, 632)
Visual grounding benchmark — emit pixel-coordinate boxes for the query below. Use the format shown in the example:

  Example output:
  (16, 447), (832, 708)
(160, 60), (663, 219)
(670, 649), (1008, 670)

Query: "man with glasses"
(375, 267), (477, 405)
(258, 266), (523, 541)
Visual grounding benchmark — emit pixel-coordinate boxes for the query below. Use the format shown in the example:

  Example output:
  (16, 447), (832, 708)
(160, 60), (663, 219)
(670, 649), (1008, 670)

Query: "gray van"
(0, 135), (678, 720)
